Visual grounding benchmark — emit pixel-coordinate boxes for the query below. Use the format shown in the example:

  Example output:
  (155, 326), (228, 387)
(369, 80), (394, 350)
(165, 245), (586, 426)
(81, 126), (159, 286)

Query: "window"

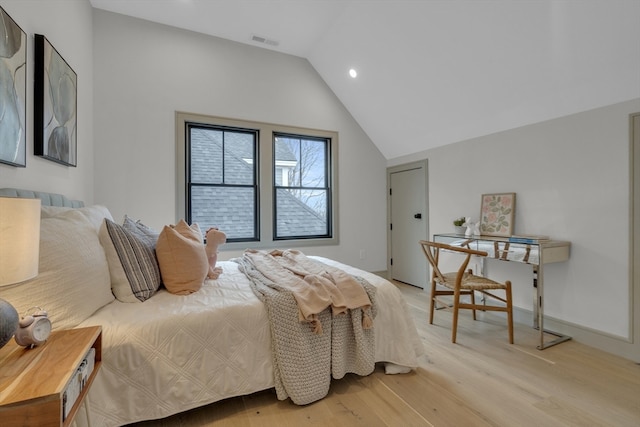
(187, 124), (258, 241)
(273, 134), (331, 239)
(176, 112), (338, 250)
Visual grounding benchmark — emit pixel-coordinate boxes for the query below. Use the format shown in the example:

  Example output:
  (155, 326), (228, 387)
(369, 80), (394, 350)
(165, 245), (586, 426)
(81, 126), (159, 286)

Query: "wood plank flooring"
(128, 282), (640, 427)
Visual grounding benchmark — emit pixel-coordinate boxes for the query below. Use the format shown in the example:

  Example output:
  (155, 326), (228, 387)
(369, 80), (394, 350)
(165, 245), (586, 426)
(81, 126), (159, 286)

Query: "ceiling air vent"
(251, 34), (279, 47)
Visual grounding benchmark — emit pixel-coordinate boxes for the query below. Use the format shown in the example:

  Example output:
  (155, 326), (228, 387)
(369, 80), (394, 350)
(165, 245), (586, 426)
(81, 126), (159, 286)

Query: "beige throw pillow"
(156, 220), (208, 295)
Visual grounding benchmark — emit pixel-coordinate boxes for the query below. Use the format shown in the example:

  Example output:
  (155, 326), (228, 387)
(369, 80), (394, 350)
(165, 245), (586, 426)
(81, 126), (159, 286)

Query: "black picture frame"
(34, 34), (77, 167)
(0, 6), (27, 167)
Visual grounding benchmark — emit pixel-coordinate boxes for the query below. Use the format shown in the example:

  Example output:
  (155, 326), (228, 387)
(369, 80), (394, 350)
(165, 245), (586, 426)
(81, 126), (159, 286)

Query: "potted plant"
(453, 217), (466, 234)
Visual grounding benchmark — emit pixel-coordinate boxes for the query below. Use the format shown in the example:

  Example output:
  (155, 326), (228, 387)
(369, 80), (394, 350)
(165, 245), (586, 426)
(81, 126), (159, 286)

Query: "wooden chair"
(419, 240), (514, 344)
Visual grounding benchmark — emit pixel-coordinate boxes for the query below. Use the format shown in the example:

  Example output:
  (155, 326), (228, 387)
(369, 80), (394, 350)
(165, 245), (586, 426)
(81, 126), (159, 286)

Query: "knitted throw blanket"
(235, 249), (377, 405)
(242, 249), (373, 333)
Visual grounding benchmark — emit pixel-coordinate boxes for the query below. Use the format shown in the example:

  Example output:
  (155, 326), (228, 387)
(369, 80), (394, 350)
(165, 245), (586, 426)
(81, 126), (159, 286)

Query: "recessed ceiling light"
(349, 68), (357, 78)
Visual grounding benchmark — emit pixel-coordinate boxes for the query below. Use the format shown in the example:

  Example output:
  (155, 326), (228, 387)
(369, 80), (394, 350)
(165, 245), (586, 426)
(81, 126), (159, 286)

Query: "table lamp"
(0, 197), (41, 349)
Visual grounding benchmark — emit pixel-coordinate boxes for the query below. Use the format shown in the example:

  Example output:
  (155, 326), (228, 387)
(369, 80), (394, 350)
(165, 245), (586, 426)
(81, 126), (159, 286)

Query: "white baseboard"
(512, 306), (639, 363)
(383, 271), (639, 362)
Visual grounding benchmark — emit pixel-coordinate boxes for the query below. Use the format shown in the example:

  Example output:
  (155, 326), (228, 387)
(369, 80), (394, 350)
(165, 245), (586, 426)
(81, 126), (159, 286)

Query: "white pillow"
(0, 209), (114, 330)
(41, 204), (113, 232)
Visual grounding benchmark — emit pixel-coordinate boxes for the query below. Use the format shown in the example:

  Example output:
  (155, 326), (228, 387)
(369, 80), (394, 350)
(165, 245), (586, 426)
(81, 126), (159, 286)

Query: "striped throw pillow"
(99, 218), (162, 302)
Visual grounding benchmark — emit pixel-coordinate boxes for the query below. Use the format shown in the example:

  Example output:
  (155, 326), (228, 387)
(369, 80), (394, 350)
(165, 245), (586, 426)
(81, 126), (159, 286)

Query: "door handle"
(414, 213), (422, 219)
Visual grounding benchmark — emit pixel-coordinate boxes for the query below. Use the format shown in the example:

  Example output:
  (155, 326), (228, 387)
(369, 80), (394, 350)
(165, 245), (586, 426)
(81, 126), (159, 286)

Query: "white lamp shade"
(0, 198), (41, 286)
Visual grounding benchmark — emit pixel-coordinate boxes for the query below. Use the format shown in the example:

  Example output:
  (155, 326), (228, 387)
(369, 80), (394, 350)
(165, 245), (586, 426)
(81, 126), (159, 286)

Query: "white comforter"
(74, 257), (424, 426)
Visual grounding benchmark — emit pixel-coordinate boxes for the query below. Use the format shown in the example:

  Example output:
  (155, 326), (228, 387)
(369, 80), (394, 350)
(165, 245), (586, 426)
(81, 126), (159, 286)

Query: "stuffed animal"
(205, 227), (226, 279)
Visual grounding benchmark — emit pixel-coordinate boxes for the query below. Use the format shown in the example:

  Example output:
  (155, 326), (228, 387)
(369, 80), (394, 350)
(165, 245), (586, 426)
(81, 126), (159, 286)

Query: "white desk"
(433, 233), (571, 350)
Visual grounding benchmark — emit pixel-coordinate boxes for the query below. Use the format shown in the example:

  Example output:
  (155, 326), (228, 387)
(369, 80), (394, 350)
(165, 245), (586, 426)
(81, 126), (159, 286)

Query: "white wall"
(389, 99), (640, 342)
(0, 0), (94, 203)
(92, 10), (388, 270)
(5, 0), (637, 358)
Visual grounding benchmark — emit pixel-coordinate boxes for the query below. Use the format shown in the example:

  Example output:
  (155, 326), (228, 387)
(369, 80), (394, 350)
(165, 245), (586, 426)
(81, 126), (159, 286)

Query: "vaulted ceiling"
(89, 0), (640, 160)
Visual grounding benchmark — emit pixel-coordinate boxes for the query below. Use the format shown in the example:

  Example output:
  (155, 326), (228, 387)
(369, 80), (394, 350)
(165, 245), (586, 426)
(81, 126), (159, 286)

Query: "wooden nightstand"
(0, 326), (102, 427)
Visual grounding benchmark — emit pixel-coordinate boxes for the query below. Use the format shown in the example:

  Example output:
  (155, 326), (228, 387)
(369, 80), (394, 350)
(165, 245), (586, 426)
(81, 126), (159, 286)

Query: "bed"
(0, 189), (424, 426)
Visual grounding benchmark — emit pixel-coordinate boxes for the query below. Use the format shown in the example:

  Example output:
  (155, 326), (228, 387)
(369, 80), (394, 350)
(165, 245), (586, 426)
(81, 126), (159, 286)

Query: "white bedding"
(75, 257), (424, 426)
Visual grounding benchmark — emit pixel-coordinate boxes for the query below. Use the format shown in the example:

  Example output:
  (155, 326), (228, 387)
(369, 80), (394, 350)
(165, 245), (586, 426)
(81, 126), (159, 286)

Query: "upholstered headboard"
(0, 188), (84, 207)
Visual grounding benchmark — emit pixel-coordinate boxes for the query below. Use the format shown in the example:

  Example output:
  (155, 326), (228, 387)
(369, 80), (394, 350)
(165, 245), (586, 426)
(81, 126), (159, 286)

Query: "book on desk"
(508, 234), (550, 244)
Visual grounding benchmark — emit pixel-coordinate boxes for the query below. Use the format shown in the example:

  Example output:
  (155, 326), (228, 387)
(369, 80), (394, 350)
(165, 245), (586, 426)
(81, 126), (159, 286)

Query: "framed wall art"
(34, 34), (77, 166)
(0, 6), (27, 167)
(479, 192), (516, 237)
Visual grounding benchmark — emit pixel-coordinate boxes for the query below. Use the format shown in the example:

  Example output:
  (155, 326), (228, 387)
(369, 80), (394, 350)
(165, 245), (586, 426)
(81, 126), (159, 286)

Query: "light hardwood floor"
(128, 282), (640, 427)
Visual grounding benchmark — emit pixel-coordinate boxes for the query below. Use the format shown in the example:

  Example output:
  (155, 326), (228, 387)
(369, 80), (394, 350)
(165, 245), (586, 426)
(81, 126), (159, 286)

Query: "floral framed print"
(34, 34), (77, 166)
(479, 192), (516, 237)
(0, 6), (27, 167)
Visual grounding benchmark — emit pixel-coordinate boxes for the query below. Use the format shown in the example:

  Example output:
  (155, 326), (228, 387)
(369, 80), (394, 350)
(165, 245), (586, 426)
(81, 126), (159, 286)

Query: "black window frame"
(176, 112), (339, 251)
(272, 132), (332, 240)
(185, 122), (260, 243)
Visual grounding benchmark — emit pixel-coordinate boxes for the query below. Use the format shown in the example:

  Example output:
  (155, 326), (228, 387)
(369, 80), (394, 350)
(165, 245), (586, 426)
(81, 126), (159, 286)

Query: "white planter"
(454, 226), (466, 235)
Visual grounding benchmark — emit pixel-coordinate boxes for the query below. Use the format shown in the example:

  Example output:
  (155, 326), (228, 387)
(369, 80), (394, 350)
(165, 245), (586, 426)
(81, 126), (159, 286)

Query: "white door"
(389, 163), (428, 287)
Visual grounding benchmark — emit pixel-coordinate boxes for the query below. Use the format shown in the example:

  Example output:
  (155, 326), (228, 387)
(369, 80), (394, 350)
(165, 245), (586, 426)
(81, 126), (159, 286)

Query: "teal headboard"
(0, 188), (84, 207)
